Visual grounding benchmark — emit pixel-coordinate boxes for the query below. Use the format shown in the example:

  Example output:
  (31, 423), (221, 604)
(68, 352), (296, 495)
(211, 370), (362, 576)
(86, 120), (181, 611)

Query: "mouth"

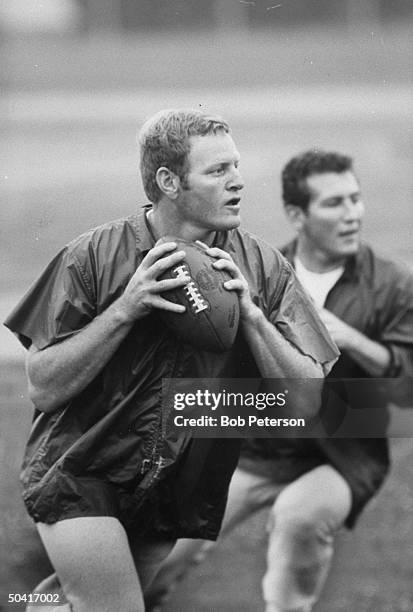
(225, 197), (241, 208)
(339, 228), (360, 238)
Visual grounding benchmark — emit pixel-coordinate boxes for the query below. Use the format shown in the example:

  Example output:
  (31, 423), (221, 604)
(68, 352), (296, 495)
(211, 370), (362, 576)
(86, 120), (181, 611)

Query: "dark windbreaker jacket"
(4, 210), (337, 539)
(241, 239), (413, 527)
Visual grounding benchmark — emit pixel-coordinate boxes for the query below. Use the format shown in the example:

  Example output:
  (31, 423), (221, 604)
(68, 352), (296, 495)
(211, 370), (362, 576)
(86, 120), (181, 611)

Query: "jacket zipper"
(139, 344), (182, 486)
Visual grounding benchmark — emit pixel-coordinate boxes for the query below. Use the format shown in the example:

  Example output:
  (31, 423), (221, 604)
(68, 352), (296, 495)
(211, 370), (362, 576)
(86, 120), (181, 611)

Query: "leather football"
(157, 237), (240, 352)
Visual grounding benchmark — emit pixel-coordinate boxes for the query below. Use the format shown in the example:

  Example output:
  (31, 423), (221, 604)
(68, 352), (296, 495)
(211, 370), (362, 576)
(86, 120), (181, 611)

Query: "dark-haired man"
(4, 116), (336, 611)
(147, 150), (413, 612)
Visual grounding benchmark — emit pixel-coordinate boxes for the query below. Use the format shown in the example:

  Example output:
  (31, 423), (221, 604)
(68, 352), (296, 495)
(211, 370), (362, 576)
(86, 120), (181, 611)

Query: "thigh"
(273, 464), (352, 529)
(220, 466), (284, 534)
(37, 517), (143, 612)
(263, 466), (351, 611)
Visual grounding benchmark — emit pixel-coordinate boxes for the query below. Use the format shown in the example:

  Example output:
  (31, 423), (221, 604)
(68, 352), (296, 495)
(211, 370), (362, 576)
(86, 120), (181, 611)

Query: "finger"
(195, 240), (209, 251)
(155, 277), (190, 292)
(141, 242), (180, 268)
(202, 246), (232, 261)
(149, 250), (187, 278)
(223, 279), (244, 292)
(151, 296), (186, 313)
(212, 258), (239, 275)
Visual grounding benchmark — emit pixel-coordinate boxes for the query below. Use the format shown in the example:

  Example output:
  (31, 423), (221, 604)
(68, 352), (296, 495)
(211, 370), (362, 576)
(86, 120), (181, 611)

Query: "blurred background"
(1, 1), (413, 610)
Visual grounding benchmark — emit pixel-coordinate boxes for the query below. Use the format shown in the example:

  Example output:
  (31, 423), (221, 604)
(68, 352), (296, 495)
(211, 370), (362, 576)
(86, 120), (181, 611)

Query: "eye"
(351, 193), (361, 204)
(324, 198), (342, 207)
(210, 167), (225, 176)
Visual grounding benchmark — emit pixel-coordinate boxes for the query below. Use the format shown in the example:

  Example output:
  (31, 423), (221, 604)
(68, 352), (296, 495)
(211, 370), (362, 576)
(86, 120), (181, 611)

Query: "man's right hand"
(115, 241), (189, 323)
(26, 242), (190, 412)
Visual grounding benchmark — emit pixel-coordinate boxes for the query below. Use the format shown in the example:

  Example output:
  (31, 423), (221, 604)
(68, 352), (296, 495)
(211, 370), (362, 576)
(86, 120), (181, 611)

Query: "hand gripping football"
(157, 237), (240, 352)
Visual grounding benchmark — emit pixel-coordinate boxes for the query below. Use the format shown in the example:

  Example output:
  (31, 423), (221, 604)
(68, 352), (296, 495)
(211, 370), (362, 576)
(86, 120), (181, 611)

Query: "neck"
(147, 206), (216, 245)
(295, 240), (345, 273)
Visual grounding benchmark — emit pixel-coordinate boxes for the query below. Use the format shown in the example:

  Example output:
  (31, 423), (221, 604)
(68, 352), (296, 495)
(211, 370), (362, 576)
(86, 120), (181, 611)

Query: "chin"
(216, 215), (241, 231)
(338, 243), (360, 258)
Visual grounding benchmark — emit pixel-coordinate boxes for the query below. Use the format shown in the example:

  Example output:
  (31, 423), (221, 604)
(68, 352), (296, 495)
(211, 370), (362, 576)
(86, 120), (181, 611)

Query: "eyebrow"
(322, 190), (360, 201)
(206, 156), (240, 170)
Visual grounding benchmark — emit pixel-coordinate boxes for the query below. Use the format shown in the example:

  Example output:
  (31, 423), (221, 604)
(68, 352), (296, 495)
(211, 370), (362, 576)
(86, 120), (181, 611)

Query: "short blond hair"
(138, 108), (230, 203)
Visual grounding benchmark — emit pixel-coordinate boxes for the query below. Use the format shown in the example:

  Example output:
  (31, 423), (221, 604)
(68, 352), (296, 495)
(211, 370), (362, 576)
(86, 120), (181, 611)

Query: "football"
(157, 237), (240, 352)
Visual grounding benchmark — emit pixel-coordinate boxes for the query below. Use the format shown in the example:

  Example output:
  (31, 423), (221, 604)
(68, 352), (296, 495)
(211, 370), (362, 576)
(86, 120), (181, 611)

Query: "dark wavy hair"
(282, 149), (354, 211)
(138, 109), (230, 203)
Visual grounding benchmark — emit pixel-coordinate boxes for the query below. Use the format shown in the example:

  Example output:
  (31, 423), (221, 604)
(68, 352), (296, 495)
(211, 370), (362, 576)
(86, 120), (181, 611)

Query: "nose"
(227, 166), (244, 191)
(343, 198), (364, 222)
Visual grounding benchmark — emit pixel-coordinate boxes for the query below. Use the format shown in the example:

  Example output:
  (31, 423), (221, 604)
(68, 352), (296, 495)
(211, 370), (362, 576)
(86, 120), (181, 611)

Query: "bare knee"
(269, 477), (349, 545)
(272, 510), (324, 549)
(265, 505), (336, 600)
(263, 471), (351, 608)
(268, 495), (345, 558)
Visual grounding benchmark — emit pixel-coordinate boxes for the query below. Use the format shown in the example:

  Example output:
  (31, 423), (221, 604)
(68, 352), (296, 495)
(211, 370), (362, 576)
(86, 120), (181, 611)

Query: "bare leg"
(263, 465), (352, 612)
(36, 517), (144, 612)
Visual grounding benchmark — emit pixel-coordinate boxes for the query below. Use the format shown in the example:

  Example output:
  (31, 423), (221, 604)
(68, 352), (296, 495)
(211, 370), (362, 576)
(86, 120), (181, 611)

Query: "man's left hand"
(196, 242), (260, 323)
(316, 307), (355, 350)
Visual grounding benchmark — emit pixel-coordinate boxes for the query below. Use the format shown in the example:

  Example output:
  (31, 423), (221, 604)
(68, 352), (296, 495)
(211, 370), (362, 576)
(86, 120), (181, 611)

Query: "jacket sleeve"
(4, 247), (96, 350)
(374, 267), (413, 406)
(267, 260), (339, 375)
(378, 269), (413, 379)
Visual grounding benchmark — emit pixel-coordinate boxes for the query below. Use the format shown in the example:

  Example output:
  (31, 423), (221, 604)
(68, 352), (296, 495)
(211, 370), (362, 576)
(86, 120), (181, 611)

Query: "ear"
(155, 167), (180, 200)
(284, 204), (306, 232)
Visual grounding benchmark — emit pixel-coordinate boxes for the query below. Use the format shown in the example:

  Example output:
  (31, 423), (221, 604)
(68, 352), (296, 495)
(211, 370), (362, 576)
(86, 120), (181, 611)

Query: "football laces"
(173, 264), (209, 314)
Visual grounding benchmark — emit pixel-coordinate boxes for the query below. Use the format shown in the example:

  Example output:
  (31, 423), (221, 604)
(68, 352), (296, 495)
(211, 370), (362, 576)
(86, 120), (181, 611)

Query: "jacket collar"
(136, 204), (229, 251)
(281, 238), (363, 281)
(134, 205), (157, 253)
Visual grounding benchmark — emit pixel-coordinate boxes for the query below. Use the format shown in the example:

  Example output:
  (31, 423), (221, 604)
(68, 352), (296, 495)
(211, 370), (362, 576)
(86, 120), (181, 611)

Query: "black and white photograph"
(1, 1), (413, 611)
